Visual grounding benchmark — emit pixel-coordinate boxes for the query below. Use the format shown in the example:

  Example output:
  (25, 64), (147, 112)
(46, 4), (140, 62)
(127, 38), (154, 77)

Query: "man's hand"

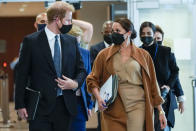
(178, 101), (185, 114)
(55, 75), (78, 90)
(161, 85), (170, 92)
(17, 108), (28, 120)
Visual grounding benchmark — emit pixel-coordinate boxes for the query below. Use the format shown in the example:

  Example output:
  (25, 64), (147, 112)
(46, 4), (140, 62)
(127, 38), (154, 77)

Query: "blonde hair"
(47, 1), (75, 24)
(68, 24), (83, 37)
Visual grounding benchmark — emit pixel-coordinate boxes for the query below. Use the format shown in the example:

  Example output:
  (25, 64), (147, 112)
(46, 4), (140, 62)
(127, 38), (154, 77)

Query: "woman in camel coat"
(86, 18), (167, 131)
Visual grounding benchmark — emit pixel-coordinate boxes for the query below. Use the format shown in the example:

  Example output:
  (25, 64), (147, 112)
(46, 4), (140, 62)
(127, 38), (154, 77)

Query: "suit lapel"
(101, 42), (106, 49)
(60, 34), (69, 75)
(38, 30), (56, 75)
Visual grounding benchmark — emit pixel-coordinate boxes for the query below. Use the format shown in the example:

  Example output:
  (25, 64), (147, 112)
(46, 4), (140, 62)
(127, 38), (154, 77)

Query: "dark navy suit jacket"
(15, 29), (87, 116)
(90, 42), (106, 68)
(78, 47), (93, 121)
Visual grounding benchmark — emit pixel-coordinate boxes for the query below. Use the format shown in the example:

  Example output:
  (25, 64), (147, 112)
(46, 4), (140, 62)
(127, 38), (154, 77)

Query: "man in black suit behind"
(15, 2), (86, 131)
(90, 20), (113, 68)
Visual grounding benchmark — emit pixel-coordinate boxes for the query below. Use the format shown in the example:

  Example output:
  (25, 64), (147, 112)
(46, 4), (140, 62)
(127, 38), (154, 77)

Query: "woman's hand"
(97, 97), (107, 111)
(178, 101), (185, 114)
(159, 111), (167, 129)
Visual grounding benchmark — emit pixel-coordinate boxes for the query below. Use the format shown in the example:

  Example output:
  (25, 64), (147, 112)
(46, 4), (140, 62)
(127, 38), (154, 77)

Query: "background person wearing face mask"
(154, 25), (164, 45)
(34, 12), (47, 31)
(87, 18), (166, 131)
(15, 2), (87, 131)
(68, 20), (94, 131)
(140, 22), (180, 131)
(90, 20), (113, 68)
(155, 25), (185, 129)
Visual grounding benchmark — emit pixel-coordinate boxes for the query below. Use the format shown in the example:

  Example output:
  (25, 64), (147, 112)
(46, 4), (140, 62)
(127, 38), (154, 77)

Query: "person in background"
(87, 18), (166, 131)
(34, 12), (47, 31)
(12, 12), (48, 69)
(89, 20), (113, 131)
(68, 20), (94, 131)
(90, 20), (113, 68)
(15, 2), (86, 131)
(71, 19), (93, 48)
(140, 21), (180, 131)
(154, 25), (185, 130)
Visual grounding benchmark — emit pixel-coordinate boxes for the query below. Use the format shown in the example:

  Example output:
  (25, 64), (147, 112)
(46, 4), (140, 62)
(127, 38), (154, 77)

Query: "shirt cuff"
(72, 87), (78, 91)
(177, 95), (185, 102)
(72, 80), (78, 91)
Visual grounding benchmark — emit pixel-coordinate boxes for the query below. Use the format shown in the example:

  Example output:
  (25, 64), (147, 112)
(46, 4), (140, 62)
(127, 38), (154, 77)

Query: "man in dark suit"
(33, 12), (47, 31)
(90, 20), (113, 68)
(15, 2), (86, 131)
(89, 20), (113, 131)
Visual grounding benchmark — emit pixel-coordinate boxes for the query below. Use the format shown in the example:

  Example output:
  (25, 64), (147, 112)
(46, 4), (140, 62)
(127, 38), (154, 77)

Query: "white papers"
(94, 75), (113, 112)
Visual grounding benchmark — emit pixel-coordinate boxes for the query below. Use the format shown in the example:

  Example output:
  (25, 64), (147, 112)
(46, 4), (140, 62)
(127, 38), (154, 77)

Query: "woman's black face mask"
(111, 32), (125, 45)
(141, 36), (154, 45)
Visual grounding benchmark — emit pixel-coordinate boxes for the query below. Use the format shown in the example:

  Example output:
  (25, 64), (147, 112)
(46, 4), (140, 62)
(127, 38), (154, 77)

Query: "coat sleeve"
(173, 78), (184, 97)
(166, 52), (179, 88)
(90, 46), (96, 69)
(73, 39), (87, 88)
(15, 37), (32, 109)
(86, 51), (104, 94)
(85, 51), (94, 109)
(147, 54), (164, 106)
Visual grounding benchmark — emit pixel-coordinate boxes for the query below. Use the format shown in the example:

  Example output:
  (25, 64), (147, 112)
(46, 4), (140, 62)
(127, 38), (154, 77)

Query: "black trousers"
(154, 97), (170, 131)
(29, 96), (73, 131)
(154, 108), (163, 131)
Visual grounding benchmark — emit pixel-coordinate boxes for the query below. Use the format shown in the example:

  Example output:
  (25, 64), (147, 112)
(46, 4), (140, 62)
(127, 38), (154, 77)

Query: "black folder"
(24, 87), (41, 120)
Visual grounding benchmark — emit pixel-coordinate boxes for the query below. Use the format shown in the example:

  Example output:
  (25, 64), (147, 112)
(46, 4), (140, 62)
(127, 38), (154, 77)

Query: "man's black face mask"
(103, 34), (113, 45)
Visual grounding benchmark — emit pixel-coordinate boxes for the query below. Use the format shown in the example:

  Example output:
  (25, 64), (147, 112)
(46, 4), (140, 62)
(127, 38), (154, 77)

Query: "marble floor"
(0, 103), (97, 131)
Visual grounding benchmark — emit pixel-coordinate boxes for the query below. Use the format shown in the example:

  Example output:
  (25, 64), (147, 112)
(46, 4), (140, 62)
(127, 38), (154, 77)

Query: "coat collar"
(105, 43), (151, 79)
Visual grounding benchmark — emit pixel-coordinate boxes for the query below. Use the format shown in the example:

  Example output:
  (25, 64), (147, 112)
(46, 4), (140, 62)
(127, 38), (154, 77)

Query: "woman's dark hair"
(115, 18), (137, 39)
(155, 25), (164, 39)
(139, 21), (156, 38)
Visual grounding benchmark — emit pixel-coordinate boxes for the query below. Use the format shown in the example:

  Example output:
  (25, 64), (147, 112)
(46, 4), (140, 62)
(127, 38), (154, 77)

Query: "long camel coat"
(87, 43), (164, 131)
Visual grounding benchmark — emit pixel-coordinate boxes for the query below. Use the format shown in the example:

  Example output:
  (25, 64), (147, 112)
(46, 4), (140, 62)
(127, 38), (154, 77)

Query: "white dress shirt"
(45, 26), (62, 59)
(104, 41), (114, 48)
(45, 26), (77, 92)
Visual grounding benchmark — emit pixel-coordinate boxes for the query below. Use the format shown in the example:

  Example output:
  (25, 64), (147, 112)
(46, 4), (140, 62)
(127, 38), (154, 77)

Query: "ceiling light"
(19, 8), (25, 12)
